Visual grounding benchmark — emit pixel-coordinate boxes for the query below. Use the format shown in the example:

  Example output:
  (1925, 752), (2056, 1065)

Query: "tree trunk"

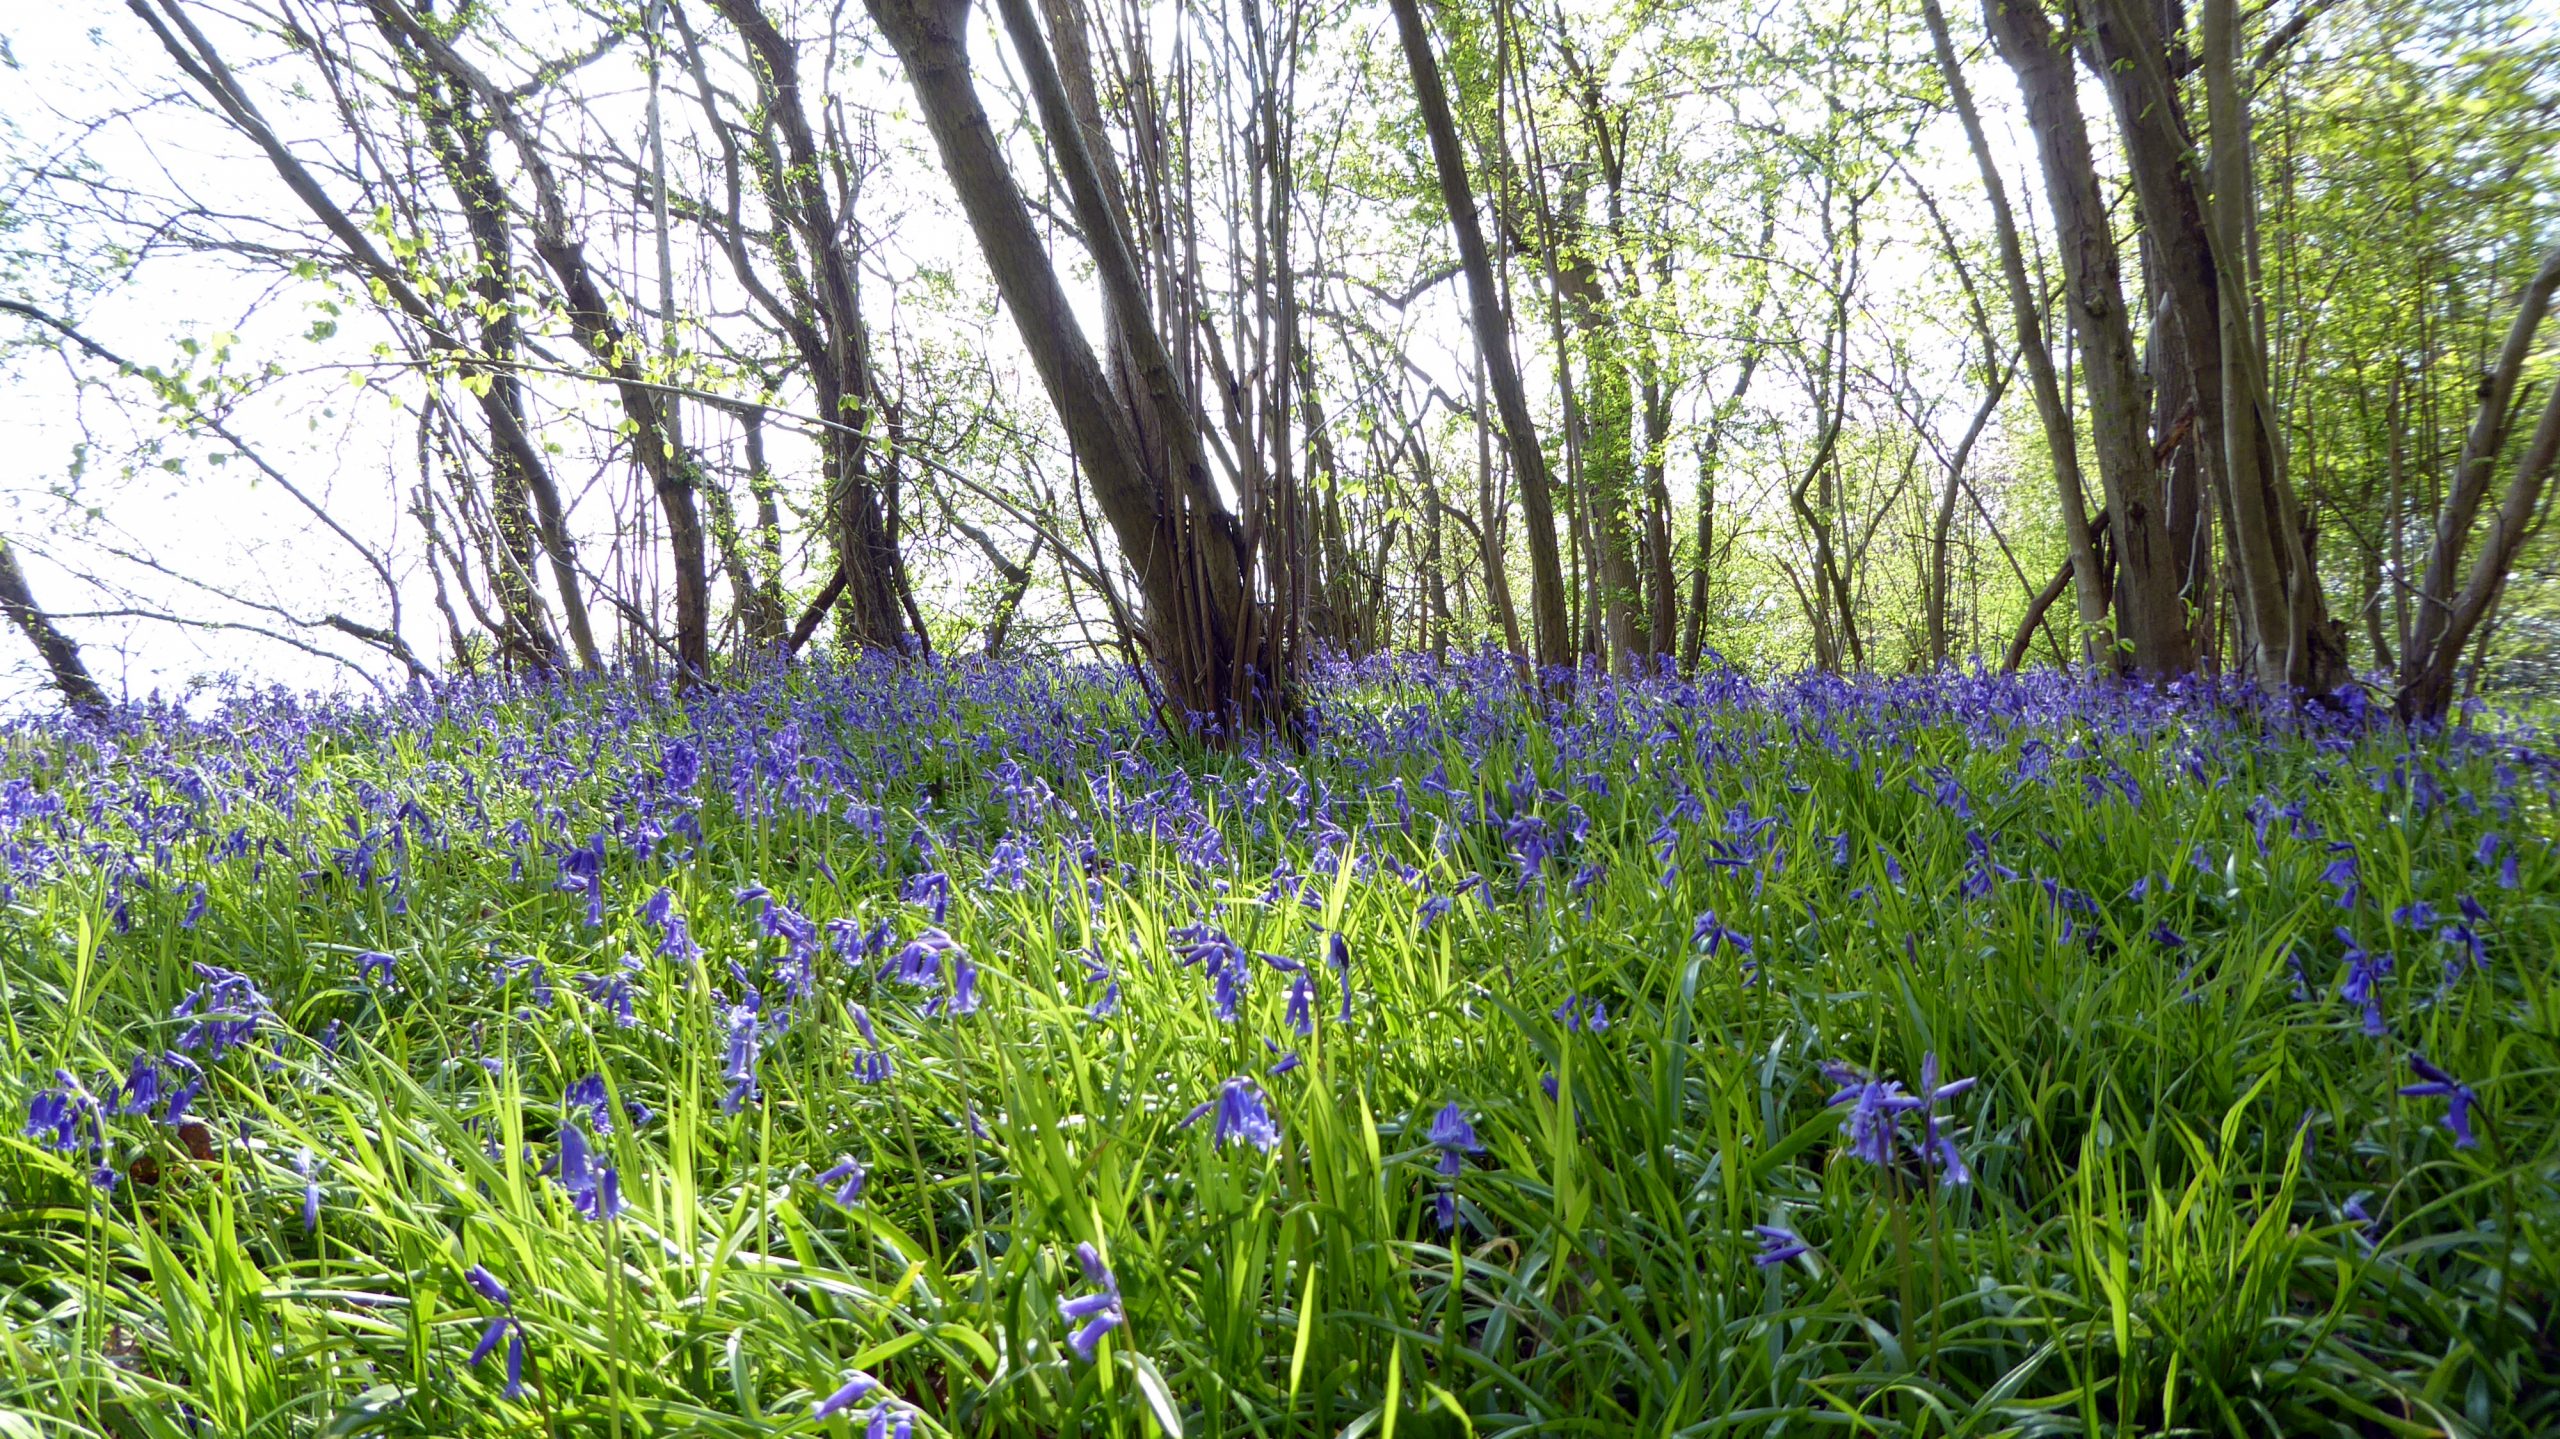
(864, 0), (1286, 733)
(708, 0), (911, 656)
(1925, 0), (2110, 661)
(366, 0), (713, 678)
(1390, 0), (1571, 675)
(0, 536), (109, 716)
(2396, 240), (2560, 723)
(1979, 0), (2191, 678)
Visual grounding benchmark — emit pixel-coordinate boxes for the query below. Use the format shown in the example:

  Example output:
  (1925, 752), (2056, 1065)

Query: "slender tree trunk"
(864, 0), (1285, 733)
(709, 0), (911, 656)
(1925, 0), (2110, 659)
(368, 0), (712, 678)
(1979, 0), (2190, 677)
(2396, 240), (2560, 722)
(1390, 0), (1570, 674)
(0, 536), (109, 716)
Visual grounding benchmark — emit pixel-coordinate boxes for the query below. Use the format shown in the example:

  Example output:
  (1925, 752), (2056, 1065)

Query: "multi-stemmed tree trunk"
(2078, 0), (2348, 693)
(1921, 0), (2109, 660)
(130, 0), (602, 674)
(404, 51), (577, 673)
(2396, 241), (2560, 723)
(1980, 0), (2191, 678)
(1390, 0), (1572, 676)
(370, 0), (713, 680)
(864, 0), (1290, 733)
(700, 0), (912, 656)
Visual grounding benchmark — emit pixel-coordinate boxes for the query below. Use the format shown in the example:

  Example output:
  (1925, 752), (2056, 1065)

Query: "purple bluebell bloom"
(1823, 1063), (1925, 1167)
(848, 1004), (894, 1084)
(1182, 1076), (1281, 1153)
(720, 1004), (761, 1114)
(1915, 1053), (1977, 1187)
(1057, 1241), (1125, 1361)
(1285, 971), (1315, 1036)
(811, 1372), (879, 1420)
(1752, 1224), (1809, 1266)
(465, 1264), (511, 1307)
(293, 1148), (322, 1232)
(1693, 910), (1751, 956)
(171, 964), (272, 1059)
(900, 870), (950, 924)
(25, 1070), (103, 1157)
(817, 1156), (866, 1206)
(2337, 930), (2393, 1037)
(2398, 1054), (2479, 1149)
(1425, 1101), (1483, 1231)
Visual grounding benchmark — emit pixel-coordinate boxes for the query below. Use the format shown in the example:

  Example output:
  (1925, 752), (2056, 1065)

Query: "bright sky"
(0, 0), (2053, 714)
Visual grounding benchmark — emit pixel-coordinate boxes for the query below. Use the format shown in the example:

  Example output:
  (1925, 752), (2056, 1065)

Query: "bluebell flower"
(1693, 911), (1751, 956)
(463, 1266), (523, 1398)
(660, 736), (700, 790)
(1426, 1103), (1481, 1177)
(26, 1071), (104, 1157)
(2398, 1054), (2479, 1149)
(565, 1074), (614, 1136)
(848, 1004), (894, 1084)
(576, 970), (640, 1028)
(468, 1315), (525, 1399)
(642, 887), (700, 960)
(720, 1004), (761, 1114)
(811, 1373), (879, 1420)
(1823, 1063), (1925, 1167)
(171, 964), (272, 1059)
(2337, 929), (2393, 1037)
(111, 1052), (163, 1117)
(816, 1156), (866, 1206)
(1327, 930), (1354, 1022)
(1425, 1101), (1483, 1231)
(557, 834), (607, 927)
(1416, 894), (1453, 932)
(925, 953), (980, 1018)
(1285, 971), (1314, 1036)
(886, 929), (959, 988)
(1915, 1053), (1976, 1187)
(2390, 899), (2438, 930)
(1752, 1224), (1809, 1266)
(464, 1263), (512, 1308)
(900, 870), (950, 924)
(2440, 921), (2487, 973)
(355, 950), (395, 986)
(1554, 994), (1610, 1032)
(1182, 1077), (1280, 1153)
(293, 1148), (322, 1233)
(552, 1121), (622, 1220)
(1057, 1241), (1125, 1361)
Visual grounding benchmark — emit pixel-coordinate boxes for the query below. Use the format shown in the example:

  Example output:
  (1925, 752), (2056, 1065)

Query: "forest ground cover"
(1, 654), (2555, 1437)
